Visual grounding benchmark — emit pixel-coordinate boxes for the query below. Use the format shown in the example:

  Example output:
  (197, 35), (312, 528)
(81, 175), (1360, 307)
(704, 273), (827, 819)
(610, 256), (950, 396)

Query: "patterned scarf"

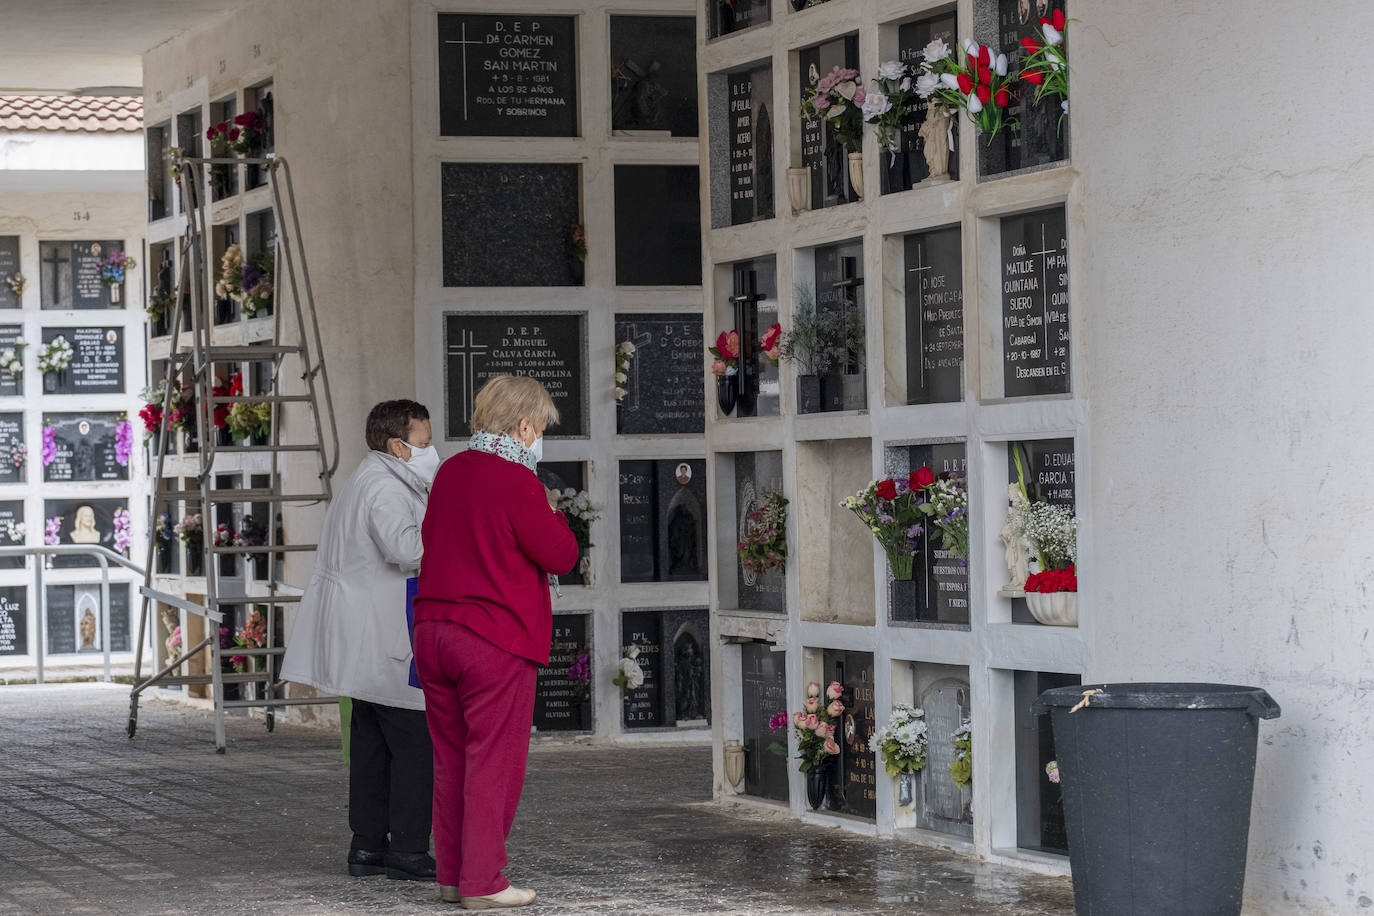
(468, 431), (537, 472)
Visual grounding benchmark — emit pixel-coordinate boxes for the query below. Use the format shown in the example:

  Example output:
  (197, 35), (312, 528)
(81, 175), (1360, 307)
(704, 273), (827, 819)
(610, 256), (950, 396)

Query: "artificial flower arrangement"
(213, 523), (244, 549)
(861, 60), (921, 158)
(4, 272), (25, 297)
(791, 681), (845, 773)
(950, 718), (973, 789)
(1045, 759), (1061, 784)
(167, 145), (185, 186)
(613, 340), (635, 403)
(801, 66), (866, 155)
(761, 323), (782, 367)
(920, 473), (970, 562)
(840, 472), (929, 580)
(0, 343), (24, 380)
(869, 704), (929, 777)
(1020, 7), (1069, 123)
(97, 249), (136, 292)
(44, 516), (63, 546)
(146, 289), (177, 326)
(1025, 563), (1076, 593)
(8, 443), (25, 472)
(918, 37), (1017, 141)
(114, 417), (133, 468)
(556, 488), (600, 582)
(37, 336), (74, 376)
(709, 329), (739, 378)
(226, 401), (272, 442)
(174, 513), (203, 550)
(215, 245), (275, 318)
(40, 423), (57, 468)
(210, 372), (244, 432)
(569, 225), (587, 263)
(207, 111), (265, 155)
(737, 491), (788, 575)
(612, 644), (645, 691)
(4, 519), (25, 545)
(231, 608), (267, 673)
(113, 508), (132, 555)
(566, 649), (592, 702)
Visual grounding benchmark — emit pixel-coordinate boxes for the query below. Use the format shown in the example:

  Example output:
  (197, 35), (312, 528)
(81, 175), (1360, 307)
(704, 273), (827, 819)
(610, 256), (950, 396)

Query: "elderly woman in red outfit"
(414, 375), (578, 910)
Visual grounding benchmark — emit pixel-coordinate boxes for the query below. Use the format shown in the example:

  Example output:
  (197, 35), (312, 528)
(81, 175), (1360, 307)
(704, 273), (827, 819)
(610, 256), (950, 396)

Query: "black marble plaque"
(985, 0), (1068, 175)
(44, 583), (131, 655)
(618, 459), (708, 584)
(40, 241), (123, 309)
(610, 16), (697, 138)
(0, 237), (19, 308)
(1016, 670), (1078, 853)
(710, 0), (769, 39)
(889, 443), (970, 625)
(43, 498), (128, 569)
(1010, 437), (1075, 508)
(741, 641), (788, 801)
(1002, 208), (1069, 397)
(536, 461), (587, 585)
(734, 451), (785, 612)
(814, 240), (866, 411)
(43, 413), (129, 482)
(621, 610), (663, 728)
(798, 36), (860, 209)
(438, 14), (578, 138)
(732, 259), (780, 417)
(0, 325), (24, 396)
(442, 164), (582, 287)
(0, 501), (24, 570)
(727, 65), (775, 225)
(888, 13), (960, 193)
(664, 606), (710, 725)
(916, 675), (974, 838)
(904, 228), (963, 404)
(444, 312), (586, 439)
(613, 313), (704, 435)
(534, 613), (592, 731)
(823, 648), (877, 819)
(0, 414), (21, 484)
(0, 586), (25, 655)
(41, 327), (125, 394)
(46, 586), (76, 655)
(613, 165), (702, 287)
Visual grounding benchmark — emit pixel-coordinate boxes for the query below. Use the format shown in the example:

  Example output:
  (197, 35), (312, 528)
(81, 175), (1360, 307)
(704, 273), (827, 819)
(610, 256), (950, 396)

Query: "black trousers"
(349, 698), (434, 854)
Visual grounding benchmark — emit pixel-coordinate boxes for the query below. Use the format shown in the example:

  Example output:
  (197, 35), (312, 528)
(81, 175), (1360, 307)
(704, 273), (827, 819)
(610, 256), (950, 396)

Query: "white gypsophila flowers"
(877, 59), (906, 81)
(1022, 502), (1077, 567)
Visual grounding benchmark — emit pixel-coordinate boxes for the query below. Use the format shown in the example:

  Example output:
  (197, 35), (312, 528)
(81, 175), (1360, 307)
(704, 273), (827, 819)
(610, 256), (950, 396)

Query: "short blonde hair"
(470, 375), (559, 436)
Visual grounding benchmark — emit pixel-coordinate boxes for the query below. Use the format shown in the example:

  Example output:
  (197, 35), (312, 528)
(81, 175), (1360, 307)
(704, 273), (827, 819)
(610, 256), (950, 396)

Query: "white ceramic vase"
(847, 152), (864, 199)
(786, 167), (811, 213)
(1026, 590), (1078, 627)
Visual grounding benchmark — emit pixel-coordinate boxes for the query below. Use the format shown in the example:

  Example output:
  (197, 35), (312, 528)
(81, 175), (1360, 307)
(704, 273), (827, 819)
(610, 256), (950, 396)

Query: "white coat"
(281, 449), (428, 710)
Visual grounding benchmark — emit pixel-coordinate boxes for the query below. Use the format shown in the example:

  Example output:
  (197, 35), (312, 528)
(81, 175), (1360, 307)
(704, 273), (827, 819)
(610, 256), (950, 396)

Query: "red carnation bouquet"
(207, 110), (265, 156)
(1025, 563), (1076, 593)
(709, 329), (739, 377)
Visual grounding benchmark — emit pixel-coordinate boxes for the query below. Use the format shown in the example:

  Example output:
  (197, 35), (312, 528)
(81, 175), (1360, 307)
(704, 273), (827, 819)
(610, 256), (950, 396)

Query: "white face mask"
(405, 442), (441, 484)
(529, 436), (543, 463)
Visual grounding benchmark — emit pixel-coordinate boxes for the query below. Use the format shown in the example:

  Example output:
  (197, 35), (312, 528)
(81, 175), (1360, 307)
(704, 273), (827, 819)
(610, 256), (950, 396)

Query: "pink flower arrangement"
(112, 508), (132, 554)
(44, 516), (63, 546)
(791, 680), (846, 773)
(801, 66), (866, 154)
(114, 419), (133, 468)
(708, 330), (740, 377)
(40, 425), (57, 467)
(761, 323), (782, 366)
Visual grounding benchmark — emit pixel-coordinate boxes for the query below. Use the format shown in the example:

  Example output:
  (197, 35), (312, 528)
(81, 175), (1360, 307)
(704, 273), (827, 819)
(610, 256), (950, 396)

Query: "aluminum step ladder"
(128, 154), (340, 752)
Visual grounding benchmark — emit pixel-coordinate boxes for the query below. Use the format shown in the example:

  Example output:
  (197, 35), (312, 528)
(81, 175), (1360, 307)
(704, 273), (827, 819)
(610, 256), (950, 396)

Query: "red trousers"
(415, 621), (537, 895)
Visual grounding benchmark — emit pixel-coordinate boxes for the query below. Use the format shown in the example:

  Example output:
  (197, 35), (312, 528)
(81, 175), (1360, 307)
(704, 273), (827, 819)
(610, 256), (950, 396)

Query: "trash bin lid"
(1032, 682), (1280, 719)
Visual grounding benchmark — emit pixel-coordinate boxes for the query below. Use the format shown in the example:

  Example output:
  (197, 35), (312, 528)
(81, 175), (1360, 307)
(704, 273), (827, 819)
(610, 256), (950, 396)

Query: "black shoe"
(347, 847), (388, 878)
(385, 850), (437, 882)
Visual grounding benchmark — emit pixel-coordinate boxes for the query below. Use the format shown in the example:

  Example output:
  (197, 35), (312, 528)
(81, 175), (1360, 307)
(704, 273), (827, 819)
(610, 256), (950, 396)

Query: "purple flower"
(242, 263), (263, 288)
(44, 516), (62, 546)
(878, 513), (895, 524)
(894, 479), (909, 495)
(907, 524), (923, 541)
(41, 426), (57, 467)
(768, 711), (789, 732)
(114, 420), (133, 468)
(113, 508), (132, 553)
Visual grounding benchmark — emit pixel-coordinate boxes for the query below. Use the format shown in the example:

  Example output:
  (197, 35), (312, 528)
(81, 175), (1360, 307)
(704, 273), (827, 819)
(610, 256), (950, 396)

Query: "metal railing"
(0, 545), (150, 685)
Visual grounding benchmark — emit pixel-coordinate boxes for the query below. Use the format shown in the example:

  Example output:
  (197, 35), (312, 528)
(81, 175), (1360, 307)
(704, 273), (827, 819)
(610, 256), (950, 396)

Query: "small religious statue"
(69, 505), (100, 544)
(611, 58), (669, 131)
(999, 483), (1032, 591)
(161, 608), (181, 663)
(79, 608), (97, 650)
(667, 503), (700, 576)
(1018, 0), (1031, 24)
(918, 105), (954, 181)
(674, 635), (705, 721)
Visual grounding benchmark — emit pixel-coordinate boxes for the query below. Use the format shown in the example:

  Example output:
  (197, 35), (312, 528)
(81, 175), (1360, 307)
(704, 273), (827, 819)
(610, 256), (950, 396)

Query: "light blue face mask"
(405, 442), (440, 484)
(529, 436), (543, 463)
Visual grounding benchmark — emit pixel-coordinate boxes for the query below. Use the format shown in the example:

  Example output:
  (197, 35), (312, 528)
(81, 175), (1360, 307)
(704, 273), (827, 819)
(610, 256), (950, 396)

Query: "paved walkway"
(0, 685), (1074, 915)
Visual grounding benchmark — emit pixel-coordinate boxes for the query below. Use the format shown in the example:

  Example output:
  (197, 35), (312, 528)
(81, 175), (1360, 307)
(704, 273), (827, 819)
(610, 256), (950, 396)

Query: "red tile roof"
(0, 95), (142, 133)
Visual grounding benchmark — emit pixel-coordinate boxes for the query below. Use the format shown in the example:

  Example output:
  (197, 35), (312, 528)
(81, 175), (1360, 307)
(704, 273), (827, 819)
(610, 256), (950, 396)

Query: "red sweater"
(414, 450), (579, 666)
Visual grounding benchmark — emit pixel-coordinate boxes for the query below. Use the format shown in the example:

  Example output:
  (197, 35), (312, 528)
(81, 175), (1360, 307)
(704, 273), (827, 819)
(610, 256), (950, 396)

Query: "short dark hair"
(365, 400), (430, 452)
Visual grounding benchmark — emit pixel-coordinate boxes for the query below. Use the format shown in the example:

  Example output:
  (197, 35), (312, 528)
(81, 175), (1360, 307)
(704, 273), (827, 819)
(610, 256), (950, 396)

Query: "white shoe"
(460, 886), (537, 909)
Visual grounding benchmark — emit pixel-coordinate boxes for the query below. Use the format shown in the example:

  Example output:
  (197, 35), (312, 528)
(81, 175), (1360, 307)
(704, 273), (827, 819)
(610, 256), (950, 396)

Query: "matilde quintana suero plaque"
(438, 14), (578, 137)
(1001, 207), (1069, 398)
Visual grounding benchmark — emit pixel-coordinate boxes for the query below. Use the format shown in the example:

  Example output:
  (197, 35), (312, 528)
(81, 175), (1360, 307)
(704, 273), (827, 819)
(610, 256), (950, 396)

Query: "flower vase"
(786, 167), (811, 213)
(887, 550), (914, 581)
(847, 152), (865, 199)
(796, 374), (822, 415)
(723, 740), (745, 790)
(805, 764), (831, 810)
(1026, 590), (1078, 627)
(569, 259), (585, 285)
(898, 771), (918, 808)
(717, 373), (738, 416)
(217, 427), (233, 447)
(251, 429), (270, 447)
(841, 369), (865, 411)
(109, 283), (121, 304)
(820, 371), (845, 412)
(43, 371), (57, 393)
(187, 549), (203, 577)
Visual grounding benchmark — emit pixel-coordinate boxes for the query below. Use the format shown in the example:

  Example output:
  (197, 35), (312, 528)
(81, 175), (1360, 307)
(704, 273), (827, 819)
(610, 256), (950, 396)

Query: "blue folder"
(405, 576), (420, 688)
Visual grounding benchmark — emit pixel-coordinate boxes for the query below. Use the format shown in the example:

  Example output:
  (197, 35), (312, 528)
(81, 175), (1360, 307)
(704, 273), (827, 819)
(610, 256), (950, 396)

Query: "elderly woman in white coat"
(281, 399), (442, 882)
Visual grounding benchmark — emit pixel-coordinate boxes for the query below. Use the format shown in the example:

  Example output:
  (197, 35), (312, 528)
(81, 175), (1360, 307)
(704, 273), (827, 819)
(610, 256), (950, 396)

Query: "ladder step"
(139, 587), (223, 623)
(212, 646), (285, 657)
(144, 672), (274, 686)
(211, 444), (322, 454)
(156, 489), (328, 503)
(172, 345), (302, 361)
(210, 544), (317, 554)
(223, 696), (340, 710)
(209, 593), (302, 604)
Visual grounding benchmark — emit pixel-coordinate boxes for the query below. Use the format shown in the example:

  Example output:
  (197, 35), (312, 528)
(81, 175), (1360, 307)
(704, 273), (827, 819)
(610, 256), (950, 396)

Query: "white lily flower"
(939, 72), (960, 90)
(967, 94), (983, 114)
(962, 37), (978, 56)
(1043, 24), (1062, 46)
(996, 53), (1008, 76)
